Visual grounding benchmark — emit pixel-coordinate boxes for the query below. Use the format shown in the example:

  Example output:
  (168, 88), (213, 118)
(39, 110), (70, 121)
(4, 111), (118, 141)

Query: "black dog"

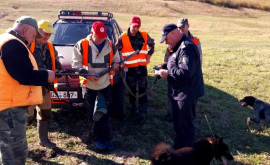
(151, 135), (233, 165)
(240, 96), (270, 126)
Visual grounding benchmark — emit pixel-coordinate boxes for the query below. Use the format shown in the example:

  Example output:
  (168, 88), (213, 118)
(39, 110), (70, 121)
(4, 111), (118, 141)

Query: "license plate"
(50, 91), (78, 99)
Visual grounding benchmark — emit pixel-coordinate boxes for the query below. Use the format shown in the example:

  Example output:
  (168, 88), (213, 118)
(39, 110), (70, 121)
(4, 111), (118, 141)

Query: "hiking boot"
(105, 141), (115, 150)
(95, 140), (106, 150)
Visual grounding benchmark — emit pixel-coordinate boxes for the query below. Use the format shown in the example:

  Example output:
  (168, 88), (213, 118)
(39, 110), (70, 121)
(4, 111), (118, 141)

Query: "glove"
(79, 68), (88, 74)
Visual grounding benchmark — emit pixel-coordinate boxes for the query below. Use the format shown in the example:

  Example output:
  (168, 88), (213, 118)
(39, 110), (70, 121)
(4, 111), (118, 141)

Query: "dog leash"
(205, 115), (219, 164)
(205, 115), (215, 137)
(120, 71), (159, 98)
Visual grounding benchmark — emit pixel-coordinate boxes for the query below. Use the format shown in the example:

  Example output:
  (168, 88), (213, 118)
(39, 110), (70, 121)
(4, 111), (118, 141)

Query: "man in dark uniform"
(157, 24), (204, 149)
(161, 18), (203, 122)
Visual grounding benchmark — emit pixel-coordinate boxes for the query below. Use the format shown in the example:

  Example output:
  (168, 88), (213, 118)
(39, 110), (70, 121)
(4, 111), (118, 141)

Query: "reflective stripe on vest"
(80, 39), (114, 85)
(0, 33), (42, 111)
(121, 31), (148, 68)
(109, 41), (114, 85)
(30, 41), (58, 90)
(191, 37), (199, 46)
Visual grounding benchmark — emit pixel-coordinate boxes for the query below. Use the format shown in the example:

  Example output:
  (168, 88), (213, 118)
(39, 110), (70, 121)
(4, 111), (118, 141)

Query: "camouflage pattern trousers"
(0, 107), (28, 165)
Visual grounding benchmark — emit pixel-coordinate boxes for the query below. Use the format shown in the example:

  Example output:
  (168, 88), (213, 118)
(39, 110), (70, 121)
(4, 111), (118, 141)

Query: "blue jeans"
(0, 107), (28, 165)
(94, 72), (126, 120)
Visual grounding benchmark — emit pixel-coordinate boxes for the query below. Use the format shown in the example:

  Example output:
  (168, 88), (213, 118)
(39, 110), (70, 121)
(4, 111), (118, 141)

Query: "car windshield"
(49, 23), (113, 45)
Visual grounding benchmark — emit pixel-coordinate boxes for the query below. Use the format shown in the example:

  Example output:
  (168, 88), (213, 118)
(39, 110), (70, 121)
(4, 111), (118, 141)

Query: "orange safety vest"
(191, 37), (199, 46)
(0, 33), (42, 111)
(80, 39), (114, 85)
(121, 31), (149, 68)
(30, 41), (58, 90)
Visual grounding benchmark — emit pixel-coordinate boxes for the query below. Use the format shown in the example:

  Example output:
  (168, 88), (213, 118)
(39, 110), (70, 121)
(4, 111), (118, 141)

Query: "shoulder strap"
(30, 41), (35, 53)
(47, 41), (56, 71)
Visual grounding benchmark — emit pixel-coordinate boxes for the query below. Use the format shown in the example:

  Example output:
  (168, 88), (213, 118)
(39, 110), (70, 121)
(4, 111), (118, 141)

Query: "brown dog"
(151, 135), (233, 165)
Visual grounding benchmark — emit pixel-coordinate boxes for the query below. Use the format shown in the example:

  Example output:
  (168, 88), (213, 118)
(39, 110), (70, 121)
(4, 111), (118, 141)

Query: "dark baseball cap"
(177, 18), (189, 28)
(160, 24), (177, 43)
(15, 16), (43, 39)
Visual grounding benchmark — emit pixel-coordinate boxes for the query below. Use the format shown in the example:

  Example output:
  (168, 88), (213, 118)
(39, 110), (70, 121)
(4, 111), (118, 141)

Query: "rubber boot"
(37, 120), (56, 148)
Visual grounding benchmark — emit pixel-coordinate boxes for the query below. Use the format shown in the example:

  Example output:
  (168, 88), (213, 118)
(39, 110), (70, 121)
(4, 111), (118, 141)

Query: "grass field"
(196, 0), (270, 11)
(1, 0), (270, 164)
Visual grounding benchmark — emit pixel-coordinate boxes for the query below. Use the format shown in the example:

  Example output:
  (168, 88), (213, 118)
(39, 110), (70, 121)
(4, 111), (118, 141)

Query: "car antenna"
(205, 115), (215, 137)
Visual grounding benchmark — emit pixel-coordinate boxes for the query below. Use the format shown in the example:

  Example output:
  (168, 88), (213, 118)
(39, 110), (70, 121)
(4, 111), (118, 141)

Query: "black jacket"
(1, 31), (48, 86)
(167, 35), (204, 101)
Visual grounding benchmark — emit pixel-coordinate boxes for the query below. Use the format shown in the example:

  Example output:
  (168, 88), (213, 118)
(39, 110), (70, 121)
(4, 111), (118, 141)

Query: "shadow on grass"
(45, 79), (270, 164)
(196, 85), (270, 164)
(28, 147), (123, 165)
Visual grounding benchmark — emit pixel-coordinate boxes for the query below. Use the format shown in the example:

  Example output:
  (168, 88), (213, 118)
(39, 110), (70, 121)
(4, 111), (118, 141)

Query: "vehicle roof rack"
(58, 10), (113, 21)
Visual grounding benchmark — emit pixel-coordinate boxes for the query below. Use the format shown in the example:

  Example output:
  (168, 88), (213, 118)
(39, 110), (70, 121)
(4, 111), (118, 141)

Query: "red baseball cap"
(92, 21), (107, 39)
(130, 16), (141, 27)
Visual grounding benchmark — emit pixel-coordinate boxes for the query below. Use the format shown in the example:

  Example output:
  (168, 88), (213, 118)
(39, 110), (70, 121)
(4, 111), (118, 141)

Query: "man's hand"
(119, 63), (128, 72)
(47, 70), (55, 83)
(158, 69), (168, 78)
(79, 68), (88, 74)
(113, 62), (119, 70)
(146, 54), (151, 62)
(123, 65), (128, 72)
(87, 75), (98, 82)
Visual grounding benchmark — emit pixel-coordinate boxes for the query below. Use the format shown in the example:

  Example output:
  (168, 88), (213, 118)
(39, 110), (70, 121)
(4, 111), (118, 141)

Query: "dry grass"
(1, 0), (270, 164)
(195, 0), (270, 11)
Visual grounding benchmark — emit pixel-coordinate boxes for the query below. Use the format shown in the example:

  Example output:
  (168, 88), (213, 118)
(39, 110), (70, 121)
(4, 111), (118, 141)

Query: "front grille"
(69, 75), (79, 79)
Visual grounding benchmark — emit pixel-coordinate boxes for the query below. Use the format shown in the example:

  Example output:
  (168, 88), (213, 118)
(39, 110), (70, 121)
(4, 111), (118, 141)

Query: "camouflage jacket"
(31, 43), (62, 71)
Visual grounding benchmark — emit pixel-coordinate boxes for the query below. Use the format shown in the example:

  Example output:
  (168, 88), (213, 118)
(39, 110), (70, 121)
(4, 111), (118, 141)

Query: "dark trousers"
(0, 107), (28, 165)
(171, 99), (197, 149)
(109, 76), (125, 120)
(126, 66), (148, 114)
(84, 86), (112, 141)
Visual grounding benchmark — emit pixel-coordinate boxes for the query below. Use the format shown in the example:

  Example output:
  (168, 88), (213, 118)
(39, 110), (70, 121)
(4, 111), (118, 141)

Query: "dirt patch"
(0, 12), (8, 19)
